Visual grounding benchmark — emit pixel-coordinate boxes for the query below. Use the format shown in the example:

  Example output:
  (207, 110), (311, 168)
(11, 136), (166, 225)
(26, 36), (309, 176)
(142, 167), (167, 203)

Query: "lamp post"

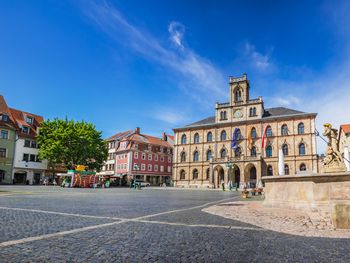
(225, 161), (234, 191)
(133, 164), (139, 190)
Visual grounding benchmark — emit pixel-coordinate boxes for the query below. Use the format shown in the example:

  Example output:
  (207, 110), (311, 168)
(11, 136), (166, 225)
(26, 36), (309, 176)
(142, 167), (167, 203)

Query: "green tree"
(37, 118), (108, 171)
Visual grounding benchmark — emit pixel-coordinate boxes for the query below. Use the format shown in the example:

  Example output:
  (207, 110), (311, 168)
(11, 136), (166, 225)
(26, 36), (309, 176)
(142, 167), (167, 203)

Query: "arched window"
(266, 145), (272, 157)
(266, 125), (272, 137)
(235, 147), (241, 157)
(206, 150), (212, 161)
(180, 152), (186, 162)
(192, 169), (198, 180)
(194, 133), (199, 144)
(206, 168), (210, 180)
(236, 129), (242, 140)
(207, 132), (212, 142)
(299, 143), (306, 155)
(267, 165), (273, 176)
(181, 134), (187, 144)
(235, 89), (242, 102)
(221, 130), (227, 141)
(193, 151), (199, 162)
(180, 170), (186, 180)
(249, 108), (253, 117)
(300, 163), (306, 171)
(282, 144), (289, 156)
(224, 111), (227, 120)
(251, 146), (257, 157)
(220, 148), (226, 158)
(284, 164), (289, 175)
(281, 124), (288, 136)
(298, 122), (305, 134)
(253, 107), (256, 116)
(220, 111), (224, 120)
(251, 127), (257, 138)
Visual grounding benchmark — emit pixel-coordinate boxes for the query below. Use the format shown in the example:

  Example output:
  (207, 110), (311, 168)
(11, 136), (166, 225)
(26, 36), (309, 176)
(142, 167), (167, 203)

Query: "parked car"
(131, 180), (151, 187)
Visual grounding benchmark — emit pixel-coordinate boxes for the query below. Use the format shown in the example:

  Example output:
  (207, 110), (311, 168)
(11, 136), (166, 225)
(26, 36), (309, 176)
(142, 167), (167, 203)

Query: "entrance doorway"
(33, 173), (41, 185)
(213, 165), (225, 188)
(14, 172), (27, 184)
(234, 168), (240, 186)
(249, 166), (257, 188)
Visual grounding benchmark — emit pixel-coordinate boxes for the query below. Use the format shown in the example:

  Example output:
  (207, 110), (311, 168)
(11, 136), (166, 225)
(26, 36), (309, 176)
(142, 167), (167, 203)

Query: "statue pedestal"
(263, 172), (350, 229)
(323, 164), (346, 173)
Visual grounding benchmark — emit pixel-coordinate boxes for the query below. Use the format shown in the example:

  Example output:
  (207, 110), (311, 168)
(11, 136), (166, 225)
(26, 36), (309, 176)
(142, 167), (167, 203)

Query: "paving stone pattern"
(0, 186), (349, 262)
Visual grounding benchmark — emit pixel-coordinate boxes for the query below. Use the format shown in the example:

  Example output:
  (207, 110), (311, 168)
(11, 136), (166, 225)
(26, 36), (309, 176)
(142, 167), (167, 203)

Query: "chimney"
(135, 127), (140, 134)
(162, 132), (167, 141)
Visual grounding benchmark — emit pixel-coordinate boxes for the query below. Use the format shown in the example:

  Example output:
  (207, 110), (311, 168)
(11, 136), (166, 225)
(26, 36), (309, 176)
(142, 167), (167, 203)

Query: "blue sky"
(1, 0), (350, 148)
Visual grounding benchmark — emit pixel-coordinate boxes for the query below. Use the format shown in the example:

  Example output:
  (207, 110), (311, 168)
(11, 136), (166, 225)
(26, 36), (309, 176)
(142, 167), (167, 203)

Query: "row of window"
(108, 153), (116, 160)
(179, 163), (307, 180)
(266, 163), (306, 176)
(134, 143), (172, 155)
(104, 164), (115, 171)
(180, 143), (306, 163)
(134, 152), (171, 162)
(0, 114), (33, 124)
(117, 164), (127, 170)
(133, 164), (171, 173)
(23, 153), (41, 163)
(24, 139), (38, 148)
(180, 123), (306, 144)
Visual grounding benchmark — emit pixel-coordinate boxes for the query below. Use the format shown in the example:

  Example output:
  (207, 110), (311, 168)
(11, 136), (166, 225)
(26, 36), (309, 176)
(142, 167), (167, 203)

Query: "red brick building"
(115, 127), (174, 186)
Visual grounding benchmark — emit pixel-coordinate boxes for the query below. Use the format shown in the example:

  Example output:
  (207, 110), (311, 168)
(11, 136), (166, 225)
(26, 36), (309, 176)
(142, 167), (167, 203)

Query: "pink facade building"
(116, 127), (174, 186)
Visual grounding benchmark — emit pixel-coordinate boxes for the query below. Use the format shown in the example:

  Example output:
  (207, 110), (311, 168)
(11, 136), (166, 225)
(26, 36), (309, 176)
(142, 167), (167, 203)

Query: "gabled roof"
(340, 124), (350, 135)
(262, 107), (305, 118)
(9, 108), (44, 139)
(0, 95), (17, 130)
(185, 116), (216, 128)
(106, 129), (134, 141)
(124, 133), (173, 148)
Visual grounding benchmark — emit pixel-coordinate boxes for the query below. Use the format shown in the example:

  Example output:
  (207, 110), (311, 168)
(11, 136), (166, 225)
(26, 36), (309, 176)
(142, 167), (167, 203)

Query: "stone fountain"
(263, 124), (350, 229)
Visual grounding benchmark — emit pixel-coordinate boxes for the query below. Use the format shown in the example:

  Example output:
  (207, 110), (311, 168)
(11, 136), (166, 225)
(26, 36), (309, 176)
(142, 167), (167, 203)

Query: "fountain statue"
(322, 123), (346, 173)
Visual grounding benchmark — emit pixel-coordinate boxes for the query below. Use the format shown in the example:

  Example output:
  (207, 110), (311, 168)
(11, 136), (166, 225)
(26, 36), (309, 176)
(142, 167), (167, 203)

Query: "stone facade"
(263, 172), (350, 229)
(173, 74), (319, 188)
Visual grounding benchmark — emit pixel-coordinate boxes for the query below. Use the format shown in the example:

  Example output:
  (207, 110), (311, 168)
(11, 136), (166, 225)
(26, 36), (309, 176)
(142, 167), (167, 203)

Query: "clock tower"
(215, 74), (264, 123)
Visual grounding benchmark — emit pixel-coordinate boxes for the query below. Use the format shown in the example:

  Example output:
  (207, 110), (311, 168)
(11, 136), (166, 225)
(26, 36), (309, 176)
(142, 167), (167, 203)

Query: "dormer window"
(1, 114), (9, 122)
(26, 116), (34, 124)
(22, 126), (30, 134)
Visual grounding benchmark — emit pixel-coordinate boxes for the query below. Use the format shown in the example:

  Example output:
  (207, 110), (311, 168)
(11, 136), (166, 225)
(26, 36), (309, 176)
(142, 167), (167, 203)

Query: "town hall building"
(172, 74), (319, 188)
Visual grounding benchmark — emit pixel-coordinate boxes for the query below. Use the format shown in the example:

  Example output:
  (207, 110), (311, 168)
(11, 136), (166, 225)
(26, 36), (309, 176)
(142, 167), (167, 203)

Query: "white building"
(10, 108), (47, 184)
(97, 130), (134, 181)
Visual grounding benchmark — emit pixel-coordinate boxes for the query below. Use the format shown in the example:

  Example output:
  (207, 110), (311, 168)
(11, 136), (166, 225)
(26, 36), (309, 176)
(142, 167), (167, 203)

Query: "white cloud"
(244, 42), (274, 71)
(271, 95), (301, 107)
(153, 110), (188, 125)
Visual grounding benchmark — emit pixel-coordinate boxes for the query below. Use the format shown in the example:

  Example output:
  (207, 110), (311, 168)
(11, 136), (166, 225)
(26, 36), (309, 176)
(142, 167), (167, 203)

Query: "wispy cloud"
(82, 1), (226, 113)
(244, 42), (274, 71)
(153, 109), (188, 125)
(271, 95), (301, 107)
(168, 21), (185, 49)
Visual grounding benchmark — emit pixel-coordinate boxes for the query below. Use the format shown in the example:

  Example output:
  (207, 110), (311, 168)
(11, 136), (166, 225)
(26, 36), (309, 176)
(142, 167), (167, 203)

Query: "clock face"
(234, 109), (243, 118)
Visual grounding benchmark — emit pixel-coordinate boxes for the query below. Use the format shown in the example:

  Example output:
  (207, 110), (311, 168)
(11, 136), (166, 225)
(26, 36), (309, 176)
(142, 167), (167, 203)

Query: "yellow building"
(173, 74), (319, 188)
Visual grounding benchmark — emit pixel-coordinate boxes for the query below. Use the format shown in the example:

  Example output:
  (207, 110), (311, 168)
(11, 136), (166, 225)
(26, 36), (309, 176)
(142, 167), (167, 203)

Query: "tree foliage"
(37, 118), (108, 171)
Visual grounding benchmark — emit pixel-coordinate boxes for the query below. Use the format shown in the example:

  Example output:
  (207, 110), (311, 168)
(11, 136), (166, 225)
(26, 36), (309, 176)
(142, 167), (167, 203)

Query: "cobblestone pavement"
(0, 186), (349, 262)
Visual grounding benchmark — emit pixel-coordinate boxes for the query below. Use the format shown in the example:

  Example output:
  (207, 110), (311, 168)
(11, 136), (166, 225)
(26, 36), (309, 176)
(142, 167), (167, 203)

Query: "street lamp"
(225, 161), (234, 191)
(133, 164), (139, 190)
